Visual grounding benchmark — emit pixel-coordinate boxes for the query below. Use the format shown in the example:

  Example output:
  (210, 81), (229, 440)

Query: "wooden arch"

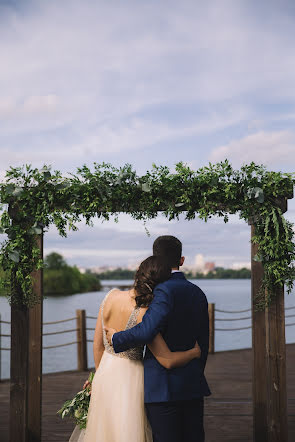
(7, 192), (293, 442)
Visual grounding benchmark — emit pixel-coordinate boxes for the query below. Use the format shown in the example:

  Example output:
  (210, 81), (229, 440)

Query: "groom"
(105, 235), (211, 442)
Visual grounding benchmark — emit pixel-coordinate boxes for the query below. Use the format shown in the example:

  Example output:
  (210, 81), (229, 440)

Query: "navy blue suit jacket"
(112, 272), (211, 403)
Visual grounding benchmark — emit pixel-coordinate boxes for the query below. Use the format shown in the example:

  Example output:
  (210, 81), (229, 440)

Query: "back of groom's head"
(153, 235), (183, 268)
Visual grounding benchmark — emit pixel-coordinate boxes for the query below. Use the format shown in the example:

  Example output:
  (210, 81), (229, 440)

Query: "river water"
(1, 279), (295, 380)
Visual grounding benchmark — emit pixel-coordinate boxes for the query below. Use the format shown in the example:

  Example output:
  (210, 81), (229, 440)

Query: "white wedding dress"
(69, 290), (152, 442)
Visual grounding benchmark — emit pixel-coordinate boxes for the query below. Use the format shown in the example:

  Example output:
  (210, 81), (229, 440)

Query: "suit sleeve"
(198, 297), (209, 373)
(112, 285), (173, 353)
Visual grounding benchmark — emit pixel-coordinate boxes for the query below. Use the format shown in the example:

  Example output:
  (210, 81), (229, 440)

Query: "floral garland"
(0, 160), (294, 309)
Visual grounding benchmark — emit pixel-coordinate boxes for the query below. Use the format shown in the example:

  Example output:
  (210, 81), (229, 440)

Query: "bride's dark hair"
(134, 255), (171, 308)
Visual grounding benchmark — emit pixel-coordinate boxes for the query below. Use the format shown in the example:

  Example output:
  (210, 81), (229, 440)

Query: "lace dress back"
(101, 288), (144, 361)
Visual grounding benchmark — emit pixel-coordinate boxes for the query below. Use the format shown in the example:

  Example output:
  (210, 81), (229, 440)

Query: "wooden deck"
(1, 344), (295, 442)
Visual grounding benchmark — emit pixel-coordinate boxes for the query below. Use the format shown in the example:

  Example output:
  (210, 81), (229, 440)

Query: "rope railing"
(43, 328), (78, 336)
(215, 325), (252, 331)
(43, 317), (77, 325)
(215, 308), (251, 314)
(1, 304), (295, 374)
(215, 316), (251, 321)
(43, 340), (79, 350)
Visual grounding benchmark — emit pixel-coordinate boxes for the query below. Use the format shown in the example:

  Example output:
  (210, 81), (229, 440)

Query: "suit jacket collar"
(170, 271), (186, 280)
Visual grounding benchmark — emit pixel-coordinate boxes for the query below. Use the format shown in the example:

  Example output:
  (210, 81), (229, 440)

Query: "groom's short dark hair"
(153, 235), (182, 268)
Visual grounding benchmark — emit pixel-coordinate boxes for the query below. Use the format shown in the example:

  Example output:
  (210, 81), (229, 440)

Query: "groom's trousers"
(145, 397), (204, 442)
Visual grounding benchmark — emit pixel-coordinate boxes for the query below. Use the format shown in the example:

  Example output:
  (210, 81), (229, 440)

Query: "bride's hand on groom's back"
(194, 341), (201, 358)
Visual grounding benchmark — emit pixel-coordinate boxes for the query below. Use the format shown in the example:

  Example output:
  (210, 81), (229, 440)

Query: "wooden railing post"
(76, 309), (87, 371)
(208, 303), (215, 354)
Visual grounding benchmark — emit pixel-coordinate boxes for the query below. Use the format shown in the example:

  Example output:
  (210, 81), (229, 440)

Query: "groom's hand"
(104, 326), (117, 345)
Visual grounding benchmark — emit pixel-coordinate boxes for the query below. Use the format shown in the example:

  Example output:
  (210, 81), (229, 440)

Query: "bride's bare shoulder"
(103, 288), (130, 309)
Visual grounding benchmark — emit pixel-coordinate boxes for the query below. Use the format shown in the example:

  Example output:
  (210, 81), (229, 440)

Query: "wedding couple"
(69, 235), (211, 442)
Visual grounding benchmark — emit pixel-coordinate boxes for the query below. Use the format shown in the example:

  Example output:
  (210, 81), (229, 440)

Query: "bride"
(69, 255), (201, 442)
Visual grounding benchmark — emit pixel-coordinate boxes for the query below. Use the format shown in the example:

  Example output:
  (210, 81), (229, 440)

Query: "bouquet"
(57, 371), (95, 429)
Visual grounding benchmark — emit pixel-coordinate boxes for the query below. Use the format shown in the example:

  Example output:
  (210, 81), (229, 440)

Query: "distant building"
(194, 254), (205, 272)
(203, 262), (215, 274)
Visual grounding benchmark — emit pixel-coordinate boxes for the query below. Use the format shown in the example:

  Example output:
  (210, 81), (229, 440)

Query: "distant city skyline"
(77, 257), (252, 275)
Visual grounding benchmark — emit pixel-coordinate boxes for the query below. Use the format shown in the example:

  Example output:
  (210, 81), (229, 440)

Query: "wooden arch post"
(10, 233), (43, 442)
(250, 193), (293, 442)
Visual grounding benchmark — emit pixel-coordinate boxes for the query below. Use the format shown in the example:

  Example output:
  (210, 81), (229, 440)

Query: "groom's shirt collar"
(170, 270), (186, 280)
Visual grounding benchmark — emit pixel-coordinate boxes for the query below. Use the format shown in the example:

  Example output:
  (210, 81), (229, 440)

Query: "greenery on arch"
(0, 160), (294, 309)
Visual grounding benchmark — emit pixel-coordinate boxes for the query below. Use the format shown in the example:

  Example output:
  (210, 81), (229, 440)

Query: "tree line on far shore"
(0, 252), (102, 296)
(98, 266), (251, 280)
(43, 253), (102, 295)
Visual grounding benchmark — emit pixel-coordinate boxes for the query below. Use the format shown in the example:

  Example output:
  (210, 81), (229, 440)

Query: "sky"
(0, 0), (294, 269)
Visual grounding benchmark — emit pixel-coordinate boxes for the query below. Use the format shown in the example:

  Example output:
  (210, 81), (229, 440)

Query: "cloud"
(1, 0), (295, 171)
(209, 130), (295, 168)
(0, 107), (247, 175)
(42, 213), (252, 268)
(23, 95), (59, 114)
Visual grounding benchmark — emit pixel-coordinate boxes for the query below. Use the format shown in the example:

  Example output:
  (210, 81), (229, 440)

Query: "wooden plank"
(10, 293), (29, 442)
(27, 234), (43, 442)
(265, 286), (288, 441)
(208, 303), (215, 354)
(76, 310), (87, 371)
(251, 224), (268, 442)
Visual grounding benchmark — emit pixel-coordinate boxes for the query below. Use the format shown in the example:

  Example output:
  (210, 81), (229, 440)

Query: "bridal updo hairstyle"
(134, 236), (182, 308)
(134, 256), (171, 308)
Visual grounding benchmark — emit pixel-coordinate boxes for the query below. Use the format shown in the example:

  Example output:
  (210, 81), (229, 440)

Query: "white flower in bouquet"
(57, 371), (95, 429)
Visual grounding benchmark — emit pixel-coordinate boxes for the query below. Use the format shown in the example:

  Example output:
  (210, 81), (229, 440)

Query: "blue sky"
(0, 0), (294, 269)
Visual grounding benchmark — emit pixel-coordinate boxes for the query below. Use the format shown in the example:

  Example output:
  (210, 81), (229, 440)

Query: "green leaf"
(28, 226), (42, 235)
(43, 171), (51, 181)
(4, 184), (15, 195)
(12, 187), (23, 197)
(88, 371), (95, 383)
(254, 187), (264, 203)
(8, 250), (20, 263)
(141, 182), (151, 192)
(40, 166), (52, 173)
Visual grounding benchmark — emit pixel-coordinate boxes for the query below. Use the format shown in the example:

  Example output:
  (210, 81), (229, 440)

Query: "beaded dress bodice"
(102, 289), (144, 361)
